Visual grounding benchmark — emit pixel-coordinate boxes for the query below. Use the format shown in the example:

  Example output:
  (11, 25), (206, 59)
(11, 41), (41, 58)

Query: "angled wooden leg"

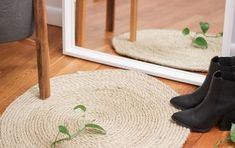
(76, 0), (86, 46)
(106, 0), (115, 32)
(34, 0), (51, 99)
(130, 0), (138, 42)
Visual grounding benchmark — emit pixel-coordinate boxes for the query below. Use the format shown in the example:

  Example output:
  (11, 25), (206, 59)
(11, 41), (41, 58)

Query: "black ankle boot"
(170, 56), (235, 110)
(171, 71), (235, 132)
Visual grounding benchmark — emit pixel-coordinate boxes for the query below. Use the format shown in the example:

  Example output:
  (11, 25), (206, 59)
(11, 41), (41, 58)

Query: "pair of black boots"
(170, 56), (235, 132)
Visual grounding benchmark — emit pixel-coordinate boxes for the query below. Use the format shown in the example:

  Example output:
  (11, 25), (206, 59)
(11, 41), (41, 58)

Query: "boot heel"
(219, 110), (235, 131)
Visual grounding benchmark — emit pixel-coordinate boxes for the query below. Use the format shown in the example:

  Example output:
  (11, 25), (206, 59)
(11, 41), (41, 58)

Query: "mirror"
(63, 0), (234, 86)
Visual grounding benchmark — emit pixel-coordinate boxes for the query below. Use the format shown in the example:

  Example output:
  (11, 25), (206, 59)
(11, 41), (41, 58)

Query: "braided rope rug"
(112, 29), (222, 72)
(0, 70), (189, 148)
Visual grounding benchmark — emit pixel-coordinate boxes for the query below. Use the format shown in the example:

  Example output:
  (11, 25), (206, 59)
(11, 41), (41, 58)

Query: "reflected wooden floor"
(0, 0), (233, 147)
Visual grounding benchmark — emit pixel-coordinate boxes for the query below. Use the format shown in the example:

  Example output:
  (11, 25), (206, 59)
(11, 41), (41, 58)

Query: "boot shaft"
(208, 71), (235, 112)
(219, 56), (235, 66)
(209, 56), (235, 73)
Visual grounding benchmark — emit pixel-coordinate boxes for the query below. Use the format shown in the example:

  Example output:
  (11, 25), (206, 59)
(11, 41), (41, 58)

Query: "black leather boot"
(171, 71), (235, 132)
(170, 56), (235, 110)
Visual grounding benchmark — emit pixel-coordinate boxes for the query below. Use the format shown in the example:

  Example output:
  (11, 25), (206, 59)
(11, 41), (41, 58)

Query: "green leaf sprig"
(214, 123), (235, 148)
(182, 22), (223, 49)
(51, 104), (106, 148)
(230, 123), (235, 143)
(73, 104), (86, 112)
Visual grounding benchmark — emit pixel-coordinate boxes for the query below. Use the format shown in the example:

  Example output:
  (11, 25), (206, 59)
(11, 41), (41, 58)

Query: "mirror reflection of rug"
(0, 70), (189, 148)
(113, 29), (222, 72)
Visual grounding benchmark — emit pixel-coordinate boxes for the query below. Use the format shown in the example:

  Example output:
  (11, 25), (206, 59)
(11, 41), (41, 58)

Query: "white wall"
(232, 2), (235, 55)
(46, 0), (62, 26)
(233, 8), (235, 43)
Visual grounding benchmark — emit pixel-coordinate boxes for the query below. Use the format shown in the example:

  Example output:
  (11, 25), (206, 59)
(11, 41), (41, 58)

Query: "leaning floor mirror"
(63, 0), (235, 86)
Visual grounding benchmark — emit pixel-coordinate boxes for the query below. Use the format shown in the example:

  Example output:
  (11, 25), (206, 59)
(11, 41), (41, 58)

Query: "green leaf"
(216, 32), (223, 37)
(182, 27), (190, 35)
(87, 129), (106, 135)
(230, 123), (235, 143)
(200, 22), (209, 34)
(192, 37), (208, 49)
(58, 125), (71, 138)
(74, 105), (86, 112)
(85, 123), (106, 133)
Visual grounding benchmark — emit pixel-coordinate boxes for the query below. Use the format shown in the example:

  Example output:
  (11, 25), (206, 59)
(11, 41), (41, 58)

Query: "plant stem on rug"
(51, 105), (106, 148)
(182, 22), (223, 49)
(214, 123), (235, 148)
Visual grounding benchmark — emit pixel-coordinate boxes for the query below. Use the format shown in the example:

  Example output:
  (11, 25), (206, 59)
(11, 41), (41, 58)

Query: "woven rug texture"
(0, 70), (190, 148)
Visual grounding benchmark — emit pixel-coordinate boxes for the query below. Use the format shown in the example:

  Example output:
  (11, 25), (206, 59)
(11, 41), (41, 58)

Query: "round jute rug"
(0, 70), (189, 148)
(112, 29), (222, 72)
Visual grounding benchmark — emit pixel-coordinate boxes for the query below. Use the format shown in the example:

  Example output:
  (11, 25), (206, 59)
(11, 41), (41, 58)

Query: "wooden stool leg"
(106, 0), (115, 32)
(130, 0), (138, 42)
(76, 0), (86, 46)
(34, 0), (50, 99)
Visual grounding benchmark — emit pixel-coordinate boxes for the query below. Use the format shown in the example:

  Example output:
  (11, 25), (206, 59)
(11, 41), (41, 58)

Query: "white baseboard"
(47, 6), (62, 27)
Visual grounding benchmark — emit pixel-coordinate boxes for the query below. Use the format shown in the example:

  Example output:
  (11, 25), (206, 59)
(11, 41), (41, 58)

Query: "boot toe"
(170, 95), (193, 110)
(171, 111), (191, 128)
(170, 96), (184, 110)
(172, 110), (211, 132)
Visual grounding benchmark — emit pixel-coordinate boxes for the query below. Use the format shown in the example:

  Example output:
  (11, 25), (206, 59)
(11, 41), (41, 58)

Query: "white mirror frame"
(222, 0), (235, 56)
(62, 0), (234, 86)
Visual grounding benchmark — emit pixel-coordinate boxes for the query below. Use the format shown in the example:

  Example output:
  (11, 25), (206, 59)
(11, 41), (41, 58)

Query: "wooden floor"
(0, 0), (233, 147)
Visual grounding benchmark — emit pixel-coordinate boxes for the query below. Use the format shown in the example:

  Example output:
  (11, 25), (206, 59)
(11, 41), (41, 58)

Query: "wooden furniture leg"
(76, 0), (86, 46)
(34, 0), (51, 99)
(130, 0), (138, 42)
(106, 0), (115, 32)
